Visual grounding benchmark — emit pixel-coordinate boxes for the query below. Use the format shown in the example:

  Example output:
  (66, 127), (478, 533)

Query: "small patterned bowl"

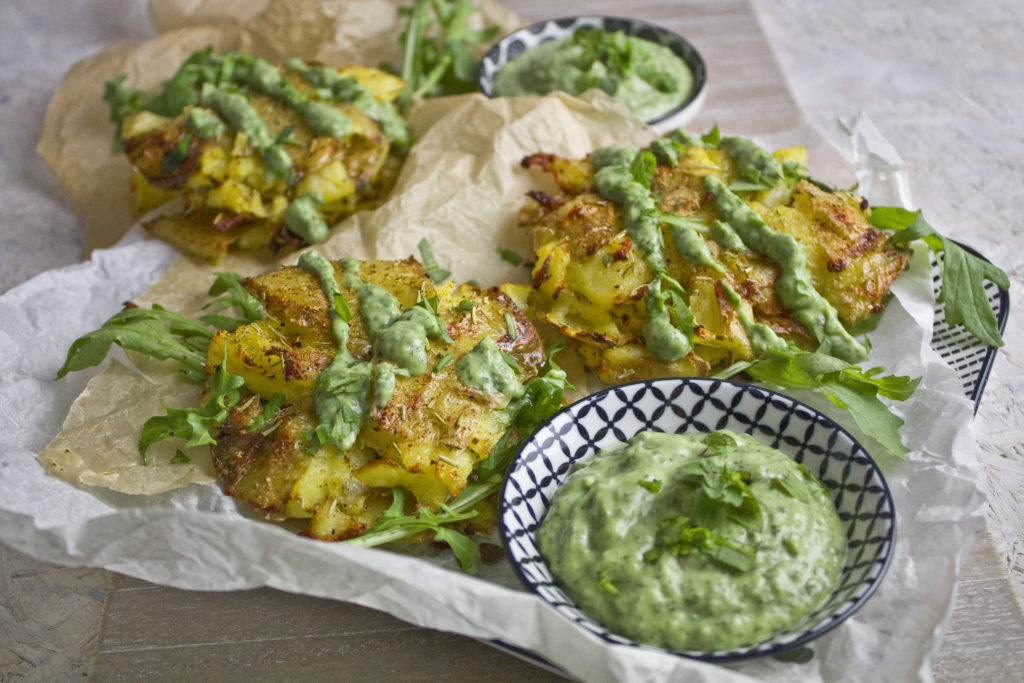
(500, 377), (895, 661)
(479, 16), (708, 131)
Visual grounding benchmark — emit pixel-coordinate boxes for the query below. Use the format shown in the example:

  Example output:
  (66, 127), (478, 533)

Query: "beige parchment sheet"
(36, 0), (520, 253)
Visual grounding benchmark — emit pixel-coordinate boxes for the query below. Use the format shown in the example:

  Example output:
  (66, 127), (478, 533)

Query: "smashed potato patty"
(115, 51), (405, 263)
(206, 257), (543, 540)
(520, 140), (911, 383)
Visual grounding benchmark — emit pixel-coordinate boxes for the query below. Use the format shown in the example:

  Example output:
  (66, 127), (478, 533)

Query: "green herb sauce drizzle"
(703, 175), (868, 362)
(285, 58), (409, 147)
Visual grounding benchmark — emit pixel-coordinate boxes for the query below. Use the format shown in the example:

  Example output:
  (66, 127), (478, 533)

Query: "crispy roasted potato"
(116, 50), (405, 263)
(207, 257), (543, 540)
(520, 139), (911, 383)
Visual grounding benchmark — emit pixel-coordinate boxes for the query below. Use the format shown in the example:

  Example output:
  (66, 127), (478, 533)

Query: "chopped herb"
(597, 569), (619, 595)
(333, 293), (354, 323)
(248, 392), (286, 431)
(170, 450), (191, 464)
(454, 299), (475, 312)
(417, 237), (451, 282)
(601, 252), (612, 267)
(496, 246), (524, 266)
(504, 312), (517, 339)
(499, 349), (522, 374)
(645, 515), (756, 572)
(638, 478), (661, 493)
(433, 352), (455, 372)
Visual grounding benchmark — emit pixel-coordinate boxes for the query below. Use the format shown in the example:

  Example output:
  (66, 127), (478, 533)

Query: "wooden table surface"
(2, 0), (1022, 680)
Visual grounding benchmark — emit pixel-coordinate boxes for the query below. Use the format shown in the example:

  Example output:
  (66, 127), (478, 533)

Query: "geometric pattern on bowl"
(479, 15), (708, 129)
(500, 377), (895, 661)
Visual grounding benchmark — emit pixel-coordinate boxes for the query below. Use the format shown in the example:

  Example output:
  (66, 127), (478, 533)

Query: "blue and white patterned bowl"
(479, 16), (708, 131)
(500, 377), (895, 661)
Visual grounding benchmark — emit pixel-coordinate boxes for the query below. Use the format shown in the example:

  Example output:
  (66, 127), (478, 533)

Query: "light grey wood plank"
(933, 530), (1024, 681)
(91, 575), (567, 682)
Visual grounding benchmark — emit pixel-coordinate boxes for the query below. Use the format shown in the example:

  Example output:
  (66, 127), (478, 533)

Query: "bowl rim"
(478, 14), (708, 126)
(499, 375), (897, 662)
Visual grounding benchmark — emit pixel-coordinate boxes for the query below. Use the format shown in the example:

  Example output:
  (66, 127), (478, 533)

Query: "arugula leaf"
(343, 487), (481, 573)
(870, 207), (1009, 347)
(57, 304), (214, 382)
(743, 347), (921, 458)
(417, 237), (451, 282)
(200, 272), (264, 330)
(638, 477), (661, 493)
(392, 0), (498, 111)
(138, 353), (244, 464)
(701, 124), (721, 146)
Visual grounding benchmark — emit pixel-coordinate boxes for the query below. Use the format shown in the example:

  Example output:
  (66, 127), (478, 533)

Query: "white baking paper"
(0, 101), (984, 682)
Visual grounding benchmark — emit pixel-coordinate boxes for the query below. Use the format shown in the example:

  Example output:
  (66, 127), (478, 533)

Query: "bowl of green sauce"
(479, 16), (707, 131)
(500, 377), (895, 661)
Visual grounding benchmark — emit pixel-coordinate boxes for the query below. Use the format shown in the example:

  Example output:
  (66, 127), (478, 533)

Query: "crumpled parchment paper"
(5, 0), (986, 678)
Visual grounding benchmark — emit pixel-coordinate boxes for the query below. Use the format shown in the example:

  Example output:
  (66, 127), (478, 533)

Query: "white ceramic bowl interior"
(501, 377), (895, 662)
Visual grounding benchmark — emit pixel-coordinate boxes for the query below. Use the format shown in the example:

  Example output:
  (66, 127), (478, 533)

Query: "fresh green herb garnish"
(677, 459), (762, 530)
(496, 246), (525, 266)
(170, 450), (191, 464)
(391, 0), (499, 112)
(415, 294), (455, 343)
(638, 478), (661, 493)
(601, 252), (612, 267)
(248, 392), (286, 432)
(56, 304), (214, 383)
(417, 237), (451, 282)
(199, 272), (265, 330)
(499, 349), (522, 374)
(644, 515), (756, 572)
(343, 487), (481, 573)
(433, 352), (455, 372)
(869, 206), (1009, 347)
(454, 299), (475, 312)
(739, 347), (921, 458)
(504, 312), (517, 340)
(597, 569), (619, 595)
(138, 352), (245, 464)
